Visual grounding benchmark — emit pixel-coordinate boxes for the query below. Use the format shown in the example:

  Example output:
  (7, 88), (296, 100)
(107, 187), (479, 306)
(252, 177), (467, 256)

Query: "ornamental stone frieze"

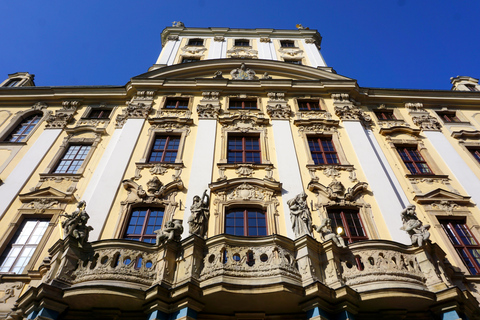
(197, 103), (221, 119)
(260, 37), (271, 43)
(115, 102), (152, 128)
(278, 47), (304, 59)
(412, 114), (442, 131)
(227, 47), (258, 59)
(334, 105), (371, 123)
(180, 45), (207, 56)
(167, 35), (179, 41)
(134, 90), (156, 101)
(214, 36), (225, 42)
(266, 104), (292, 119)
(219, 113), (269, 132)
(44, 111), (75, 129)
(32, 101), (48, 111)
(405, 102), (424, 111)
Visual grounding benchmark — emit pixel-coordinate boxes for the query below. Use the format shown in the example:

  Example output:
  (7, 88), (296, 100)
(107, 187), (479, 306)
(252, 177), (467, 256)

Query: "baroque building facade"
(0, 23), (480, 319)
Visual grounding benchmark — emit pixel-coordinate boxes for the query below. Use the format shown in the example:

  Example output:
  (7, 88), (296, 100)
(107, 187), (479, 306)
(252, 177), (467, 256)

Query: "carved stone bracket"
(405, 102), (424, 111)
(266, 104), (292, 119)
(197, 104), (221, 119)
(334, 105), (371, 123)
(260, 37), (271, 43)
(115, 102), (152, 128)
(45, 111), (75, 129)
(167, 35), (179, 41)
(412, 115), (442, 131)
(214, 36), (225, 42)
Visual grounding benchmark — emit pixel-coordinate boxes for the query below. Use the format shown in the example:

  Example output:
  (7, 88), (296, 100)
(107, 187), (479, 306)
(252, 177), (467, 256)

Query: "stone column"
(267, 93), (304, 239)
(84, 95), (152, 240)
(334, 94), (410, 244)
(182, 93), (220, 238)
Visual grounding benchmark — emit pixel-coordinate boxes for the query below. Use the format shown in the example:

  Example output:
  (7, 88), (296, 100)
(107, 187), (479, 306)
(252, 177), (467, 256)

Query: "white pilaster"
(208, 38), (224, 60)
(182, 119), (217, 238)
(271, 120), (303, 239)
(0, 129), (62, 218)
(342, 121), (410, 244)
(302, 40), (327, 67)
(166, 39), (182, 66)
(156, 40), (177, 65)
(258, 40), (276, 60)
(424, 131), (480, 206)
(84, 119), (145, 241)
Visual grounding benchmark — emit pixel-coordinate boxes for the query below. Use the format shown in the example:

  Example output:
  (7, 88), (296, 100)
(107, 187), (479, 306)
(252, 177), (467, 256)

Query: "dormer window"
(465, 84), (479, 92)
(234, 39), (250, 47)
(188, 38), (204, 46)
(4, 78), (21, 87)
(280, 40), (295, 48)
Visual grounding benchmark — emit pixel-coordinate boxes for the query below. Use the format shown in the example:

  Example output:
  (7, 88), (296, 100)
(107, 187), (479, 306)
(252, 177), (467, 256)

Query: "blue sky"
(1, 1), (479, 90)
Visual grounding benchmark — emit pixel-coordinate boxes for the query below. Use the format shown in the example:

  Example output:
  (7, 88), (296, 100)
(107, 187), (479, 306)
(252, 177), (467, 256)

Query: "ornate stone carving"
(134, 91), (155, 100)
(297, 123), (337, 135)
(213, 70), (224, 79)
(172, 21), (184, 27)
(0, 283), (22, 303)
(167, 35), (179, 41)
(431, 200), (458, 215)
(405, 102), (423, 111)
(227, 183), (267, 201)
(261, 72), (272, 80)
(227, 47), (258, 59)
(200, 243), (300, 281)
(146, 176), (163, 194)
(288, 193), (313, 238)
(400, 205), (430, 246)
(266, 104), (292, 119)
(180, 45), (207, 55)
(412, 115), (442, 131)
(278, 47), (304, 59)
(156, 109), (192, 118)
(26, 198), (59, 213)
(60, 201), (94, 247)
(220, 113), (268, 133)
(155, 219), (183, 245)
(202, 91), (220, 100)
(267, 92), (286, 101)
(230, 63), (258, 80)
(115, 102), (152, 128)
(45, 111), (74, 128)
(62, 100), (80, 110)
(235, 164), (254, 177)
(33, 101), (48, 110)
(334, 105), (372, 123)
(313, 218), (347, 248)
(260, 37), (271, 43)
(305, 38), (315, 44)
(197, 103), (221, 118)
(323, 167), (340, 179)
(327, 181), (345, 200)
(214, 36), (225, 42)
(188, 190), (210, 238)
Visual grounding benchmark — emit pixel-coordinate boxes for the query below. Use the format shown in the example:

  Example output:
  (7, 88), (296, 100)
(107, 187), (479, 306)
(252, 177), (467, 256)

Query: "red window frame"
(440, 220), (480, 275)
(53, 144), (91, 174)
(374, 110), (396, 120)
(123, 208), (164, 243)
(87, 109), (112, 119)
(227, 135), (261, 164)
(396, 147), (433, 175)
(468, 148), (480, 163)
(228, 99), (257, 110)
(328, 209), (368, 243)
(5, 114), (41, 142)
(225, 209), (267, 237)
(148, 135), (180, 163)
(298, 100), (321, 111)
(437, 111), (461, 123)
(308, 137), (340, 165)
(164, 98), (189, 109)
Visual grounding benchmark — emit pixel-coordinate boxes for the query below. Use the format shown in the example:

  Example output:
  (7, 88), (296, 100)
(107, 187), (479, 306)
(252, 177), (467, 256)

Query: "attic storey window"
(234, 39), (250, 47)
(436, 111), (461, 123)
(188, 38), (203, 46)
(228, 99), (257, 110)
(298, 100), (321, 111)
(87, 109), (112, 119)
(374, 110), (396, 120)
(182, 57), (200, 63)
(280, 40), (295, 47)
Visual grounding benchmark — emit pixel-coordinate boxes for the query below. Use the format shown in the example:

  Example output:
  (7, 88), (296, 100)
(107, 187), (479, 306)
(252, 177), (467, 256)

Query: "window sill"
(218, 163), (272, 169)
(0, 141), (27, 146)
(405, 174), (448, 179)
(307, 164), (353, 170)
(442, 121), (472, 126)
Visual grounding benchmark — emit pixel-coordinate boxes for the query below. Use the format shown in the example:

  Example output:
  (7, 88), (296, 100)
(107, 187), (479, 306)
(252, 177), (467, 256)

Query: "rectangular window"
(187, 38), (203, 46)
(164, 98), (189, 109)
(374, 110), (396, 120)
(280, 40), (295, 47)
(308, 137), (339, 165)
(328, 209), (368, 243)
(228, 99), (257, 110)
(182, 57), (200, 63)
(227, 135), (261, 164)
(436, 111), (461, 123)
(397, 147), (433, 175)
(234, 39), (250, 47)
(284, 59), (302, 65)
(0, 219), (49, 273)
(87, 109), (112, 119)
(149, 135), (180, 163)
(54, 145), (91, 174)
(440, 220), (480, 275)
(298, 100), (321, 111)
(468, 148), (480, 163)
(225, 209), (267, 236)
(5, 114), (41, 142)
(465, 84), (478, 92)
(4, 79), (20, 87)
(124, 208), (164, 244)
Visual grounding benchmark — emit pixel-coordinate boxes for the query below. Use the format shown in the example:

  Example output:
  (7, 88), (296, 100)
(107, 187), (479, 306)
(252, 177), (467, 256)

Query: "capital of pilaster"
(214, 36), (225, 42)
(266, 104), (291, 120)
(167, 35), (179, 41)
(412, 114), (442, 131)
(115, 102), (152, 128)
(197, 104), (221, 119)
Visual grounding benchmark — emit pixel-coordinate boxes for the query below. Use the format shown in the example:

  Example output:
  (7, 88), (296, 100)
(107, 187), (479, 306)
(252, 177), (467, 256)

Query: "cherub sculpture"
(400, 205), (430, 247)
(313, 218), (347, 248)
(288, 192), (313, 238)
(155, 219), (183, 245)
(61, 200), (93, 246)
(188, 190), (210, 238)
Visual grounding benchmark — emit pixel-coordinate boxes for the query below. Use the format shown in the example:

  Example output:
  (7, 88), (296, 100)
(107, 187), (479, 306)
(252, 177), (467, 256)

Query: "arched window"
(123, 208), (164, 243)
(225, 209), (267, 236)
(5, 113), (42, 142)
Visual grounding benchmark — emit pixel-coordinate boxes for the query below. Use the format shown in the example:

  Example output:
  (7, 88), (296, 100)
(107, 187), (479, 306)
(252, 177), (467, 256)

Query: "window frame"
(123, 207), (165, 243)
(396, 145), (434, 175)
(181, 57), (201, 63)
(440, 219), (480, 275)
(436, 111), (461, 123)
(148, 135), (181, 164)
(307, 136), (341, 165)
(228, 98), (258, 110)
(234, 39), (250, 47)
(187, 38), (204, 46)
(227, 134), (262, 165)
(0, 108), (47, 144)
(327, 208), (369, 244)
(297, 99), (321, 111)
(280, 40), (296, 48)
(225, 208), (268, 237)
(4, 113), (42, 143)
(301, 132), (349, 167)
(374, 110), (397, 121)
(163, 97), (191, 110)
(52, 144), (92, 174)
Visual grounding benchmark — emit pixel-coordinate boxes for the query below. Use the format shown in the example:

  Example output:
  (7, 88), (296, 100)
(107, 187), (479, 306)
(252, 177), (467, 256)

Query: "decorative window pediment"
(18, 187), (76, 213)
(413, 188), (471, 206)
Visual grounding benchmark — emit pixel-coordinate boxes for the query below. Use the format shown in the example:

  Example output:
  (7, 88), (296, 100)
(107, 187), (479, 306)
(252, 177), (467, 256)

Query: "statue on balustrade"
(288, 192), (313, 238)
(313, 218), (347, 248)
(188, 190), (210, 238)
(400, 205), (430, 247)
(155, 219), (183, 245)
(61, 200), (94, 247)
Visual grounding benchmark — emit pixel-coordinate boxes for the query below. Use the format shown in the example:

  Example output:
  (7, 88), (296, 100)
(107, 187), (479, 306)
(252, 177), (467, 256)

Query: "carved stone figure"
(288, 192), (313, 238)
(213, 71), (224, 79)
(172, 21), (185, 27)
(230, 63), (257, 80)
(155, 219), (183, 245)
(61, 201), (93, 246)
(400, 205), (430, 246)
(261, 72), (272, 80)
(188, 190), (210, 238)
(313, 218), (346, 248)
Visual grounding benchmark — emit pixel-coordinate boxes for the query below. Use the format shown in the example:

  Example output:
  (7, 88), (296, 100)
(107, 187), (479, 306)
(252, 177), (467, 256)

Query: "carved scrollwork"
(115, 102), (152, 128)
(412, 115), (442, 131)
(197, 103), (221, 119)
(180, 45), (207, 56)
(45, 112), (75, 129)
(230, 63), (258, 80)
(235, 164), (254, 177)
(214, 36), (225, 42)
(227, 48), (258, 59)
(26, 198), (59, 213)
(266, 104), (292, 119)
(334, 105), (372, 123)
(0, 283), (23, 303)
